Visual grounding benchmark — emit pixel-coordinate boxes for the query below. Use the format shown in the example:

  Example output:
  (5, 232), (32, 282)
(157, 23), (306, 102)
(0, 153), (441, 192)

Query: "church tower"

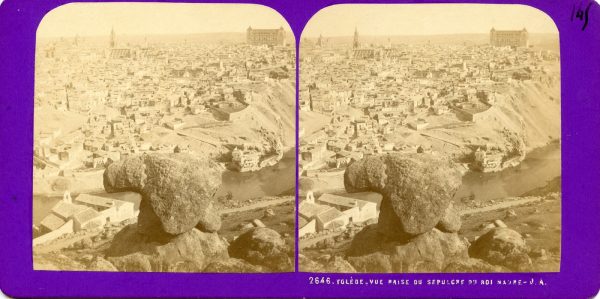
(317, 34), (323, 47)
(353, 26), (360, 49)
(110, 27), (116, 48)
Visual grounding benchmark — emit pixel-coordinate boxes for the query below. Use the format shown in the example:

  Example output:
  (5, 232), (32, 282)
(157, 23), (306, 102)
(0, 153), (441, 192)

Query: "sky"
(37, 3), (291, 38)
(302, 4), (558, 38)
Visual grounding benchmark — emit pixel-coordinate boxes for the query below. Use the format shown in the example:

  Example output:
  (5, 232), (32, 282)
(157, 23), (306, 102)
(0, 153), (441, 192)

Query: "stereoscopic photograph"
(32, 3), (296, 273)
(298, 4), (561, 273)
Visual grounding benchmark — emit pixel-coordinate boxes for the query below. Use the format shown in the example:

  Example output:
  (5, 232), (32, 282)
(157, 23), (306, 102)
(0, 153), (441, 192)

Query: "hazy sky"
(302, 4), (558, 37)
(37, 3), (291, 38)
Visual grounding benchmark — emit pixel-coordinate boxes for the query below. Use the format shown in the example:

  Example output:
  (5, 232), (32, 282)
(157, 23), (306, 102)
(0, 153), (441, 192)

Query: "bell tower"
(353, 26), (360, 49)
(110, 27), (116, 48)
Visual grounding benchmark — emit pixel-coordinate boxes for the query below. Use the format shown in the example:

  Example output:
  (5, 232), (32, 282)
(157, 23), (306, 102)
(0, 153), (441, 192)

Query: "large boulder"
(347, 227), (468, 273)
(345, 154), (462, 236)
(103, 153), (223, 235)
(387, 228), (467, 272)
(106, 224), (229, 272)
(228, 227), (293, 272)
(469, 227), (532, 272)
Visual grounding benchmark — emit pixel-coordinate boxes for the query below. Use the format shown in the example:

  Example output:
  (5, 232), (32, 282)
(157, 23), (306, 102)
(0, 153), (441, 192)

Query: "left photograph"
(32, 3), (296, 273)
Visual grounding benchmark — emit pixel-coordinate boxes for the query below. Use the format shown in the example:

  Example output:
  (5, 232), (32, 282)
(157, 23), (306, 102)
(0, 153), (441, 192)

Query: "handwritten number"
(583, 2), (592, 31)
(572, 1), (592, 31)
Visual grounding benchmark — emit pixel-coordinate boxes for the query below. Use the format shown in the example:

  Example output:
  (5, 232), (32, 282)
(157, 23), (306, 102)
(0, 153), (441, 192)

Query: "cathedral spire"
(110, 27), (116, 48)
(353, 26), (360, 49)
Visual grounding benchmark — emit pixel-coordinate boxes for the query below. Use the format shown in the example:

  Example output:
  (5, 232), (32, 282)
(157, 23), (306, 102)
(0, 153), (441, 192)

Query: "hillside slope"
(432, 77), (561, 159)
(162, 80), (297, 159)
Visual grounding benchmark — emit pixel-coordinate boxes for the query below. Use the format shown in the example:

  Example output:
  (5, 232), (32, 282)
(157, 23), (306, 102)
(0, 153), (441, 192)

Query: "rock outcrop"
(106, 224), (229, 272)
(336, 153), (532, 273)
(340, 153), (473, 273)
(336, 153), (536, 273)
(102, 153), (244, 272)
(347, 226), (468, 273)
(104, 153), (222, 235)
(228, 227), (293, 272)
(468, 227), (532, 272)
(345, 154), (462, 236)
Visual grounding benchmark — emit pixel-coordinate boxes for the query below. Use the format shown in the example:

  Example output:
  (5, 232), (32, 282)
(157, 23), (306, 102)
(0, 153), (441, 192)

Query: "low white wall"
(33, 220), (74, 247)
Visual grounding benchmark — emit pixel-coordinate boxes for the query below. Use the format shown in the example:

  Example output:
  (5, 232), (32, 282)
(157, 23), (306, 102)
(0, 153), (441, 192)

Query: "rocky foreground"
(300, 153), (559, 273)
(34, 153), (294, 273)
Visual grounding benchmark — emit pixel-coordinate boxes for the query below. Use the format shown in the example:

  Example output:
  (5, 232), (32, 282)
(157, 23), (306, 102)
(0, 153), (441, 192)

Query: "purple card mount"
(0, 0), (599, 297)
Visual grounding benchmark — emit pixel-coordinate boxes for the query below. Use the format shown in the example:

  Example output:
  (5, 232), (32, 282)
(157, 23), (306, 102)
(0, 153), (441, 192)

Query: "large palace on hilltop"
(246, 26), (286, 46)
(490, 27), (529, 48)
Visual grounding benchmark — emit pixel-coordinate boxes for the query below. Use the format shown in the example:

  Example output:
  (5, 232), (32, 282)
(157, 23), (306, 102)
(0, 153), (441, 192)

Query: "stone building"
(473, 147), (503, 172)
(231, 147), (261, 172)
(490, 28), (529, 48)
(246, 26), (285, 46)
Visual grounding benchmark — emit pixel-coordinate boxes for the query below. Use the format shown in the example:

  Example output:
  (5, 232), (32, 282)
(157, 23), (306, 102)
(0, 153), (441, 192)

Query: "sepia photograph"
(32, 3), (296, 273)
(298, 4), (561, 273)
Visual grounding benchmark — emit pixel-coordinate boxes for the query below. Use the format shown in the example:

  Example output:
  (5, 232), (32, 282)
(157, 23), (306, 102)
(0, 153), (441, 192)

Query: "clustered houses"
(299, 27), (559, 174)
(33, 27), (295, 175)
(299, 192), (377, 237)
(34, 191), (136, 246)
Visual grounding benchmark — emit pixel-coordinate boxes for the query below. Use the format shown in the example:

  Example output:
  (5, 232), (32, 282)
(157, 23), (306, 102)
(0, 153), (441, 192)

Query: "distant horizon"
(37, 30), (292, 41)
(39, 30), (557, 40)
(302, 4), (558, 38)
(37, 3), (292, 38)
(303, 31), (559, 39)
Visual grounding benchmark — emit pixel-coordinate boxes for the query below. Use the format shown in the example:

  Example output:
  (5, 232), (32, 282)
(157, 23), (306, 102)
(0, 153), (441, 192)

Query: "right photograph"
(298, 4), (561, 273)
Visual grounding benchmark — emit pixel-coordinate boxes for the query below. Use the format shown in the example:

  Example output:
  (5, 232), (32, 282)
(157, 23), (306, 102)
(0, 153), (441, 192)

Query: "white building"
(35, 191), (137, 245)
(298, 218), (316, 237)
(316, 193), (377, 224)
(298, 192), (378, 236)
(74, 193), (135, 223)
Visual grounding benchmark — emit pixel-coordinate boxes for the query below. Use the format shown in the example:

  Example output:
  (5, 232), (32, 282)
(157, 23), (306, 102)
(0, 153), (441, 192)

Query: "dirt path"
(460, 197), (542, 216)
(419, 131), (464, 147)
(176, 131), (220, 147)
(426, 121), (474, 130)
(33, 230), (98, 254)
(220, 197), (294, 214)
